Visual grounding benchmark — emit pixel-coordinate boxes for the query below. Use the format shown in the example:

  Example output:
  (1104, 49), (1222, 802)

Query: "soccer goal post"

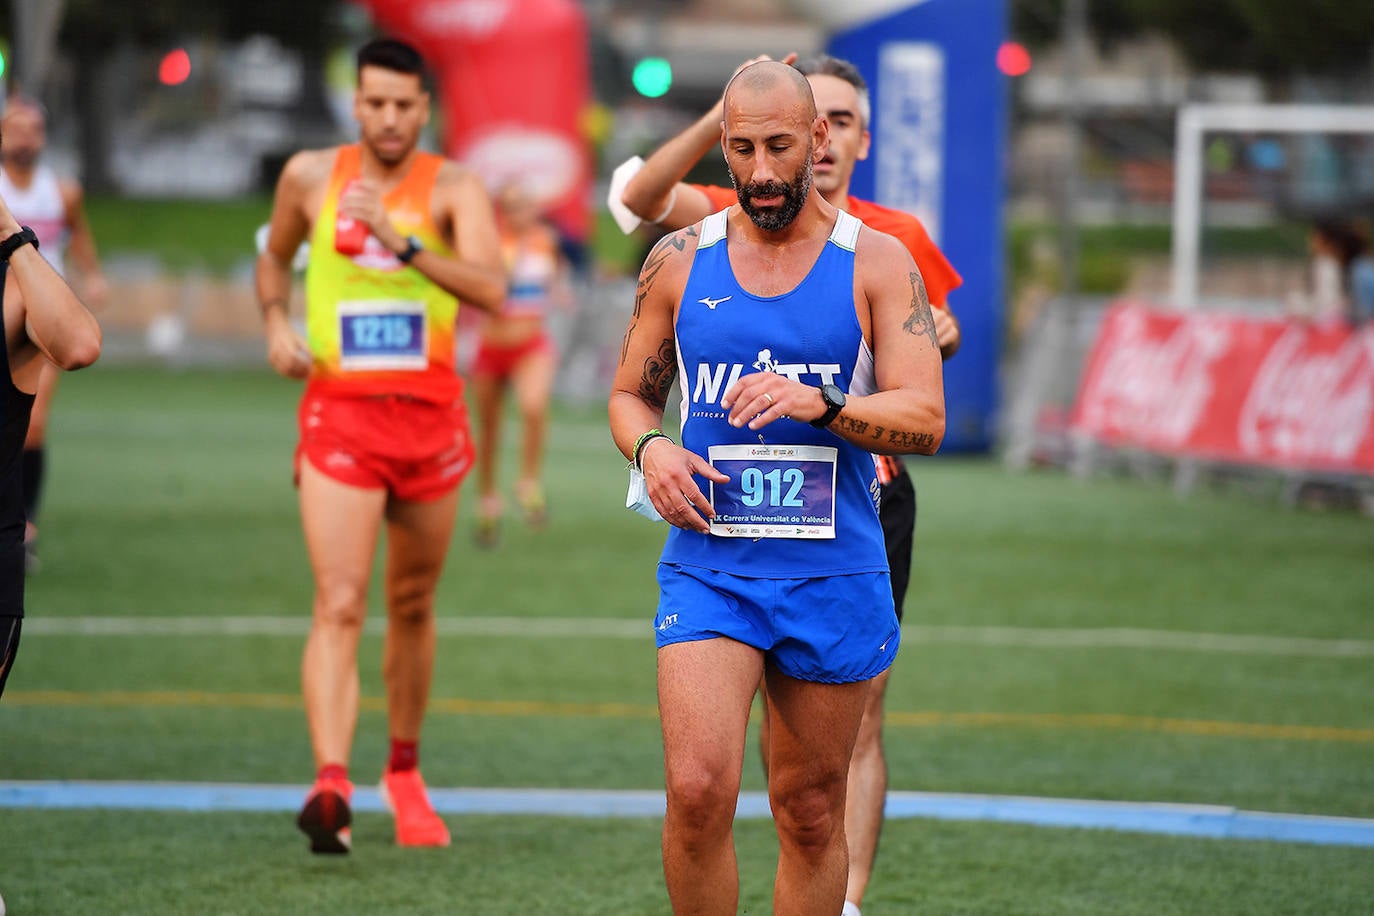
(1171, 102), (1374, 308)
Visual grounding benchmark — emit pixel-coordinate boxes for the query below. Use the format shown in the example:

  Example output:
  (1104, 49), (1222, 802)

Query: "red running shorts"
(295, 393), (474, 502)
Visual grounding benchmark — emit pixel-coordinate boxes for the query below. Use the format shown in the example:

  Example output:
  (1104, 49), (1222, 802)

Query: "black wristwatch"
(0, 226), (39, 262)
(397, 235), (423, 264)
(810, 383), (847, 429)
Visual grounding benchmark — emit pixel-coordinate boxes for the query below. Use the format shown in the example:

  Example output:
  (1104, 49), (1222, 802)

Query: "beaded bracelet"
(632, 428), (671, 471)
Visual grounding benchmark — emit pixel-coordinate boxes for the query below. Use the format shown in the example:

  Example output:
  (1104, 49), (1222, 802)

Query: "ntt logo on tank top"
(692, 348), (842, 407)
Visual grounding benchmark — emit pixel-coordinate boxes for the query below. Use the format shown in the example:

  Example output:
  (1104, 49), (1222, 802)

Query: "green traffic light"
(632, 57), (672, 98)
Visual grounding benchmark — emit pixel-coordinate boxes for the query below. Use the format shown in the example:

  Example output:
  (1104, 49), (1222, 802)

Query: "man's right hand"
(264, 309), (311, 379)
(641, 438), (728, 534)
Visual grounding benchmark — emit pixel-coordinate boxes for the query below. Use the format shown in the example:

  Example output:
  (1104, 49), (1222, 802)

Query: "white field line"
(20, 616), (1374, 658)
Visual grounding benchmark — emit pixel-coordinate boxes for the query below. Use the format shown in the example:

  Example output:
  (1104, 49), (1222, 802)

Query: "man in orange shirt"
(616, 53), (962, 916)
(255, 38), (506, 854)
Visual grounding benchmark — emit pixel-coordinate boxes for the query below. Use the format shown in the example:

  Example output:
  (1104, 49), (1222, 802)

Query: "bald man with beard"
(609, 61), (944, 915)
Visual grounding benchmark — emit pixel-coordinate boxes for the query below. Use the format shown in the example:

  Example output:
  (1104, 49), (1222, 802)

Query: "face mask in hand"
(625, 467), (665, 522)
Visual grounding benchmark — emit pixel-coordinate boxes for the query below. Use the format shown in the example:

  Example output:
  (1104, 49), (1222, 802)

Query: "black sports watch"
(397, 235), (423, 264)
(0, 226), (39, 262)
(810, 383), (847, 429)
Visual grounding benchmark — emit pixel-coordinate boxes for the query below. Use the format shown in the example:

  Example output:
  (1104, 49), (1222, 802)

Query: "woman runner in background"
(471, 181), (570, 546)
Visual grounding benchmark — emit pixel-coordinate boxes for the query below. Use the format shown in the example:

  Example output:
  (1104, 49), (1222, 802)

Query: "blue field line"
(2, 781), (1372, 847)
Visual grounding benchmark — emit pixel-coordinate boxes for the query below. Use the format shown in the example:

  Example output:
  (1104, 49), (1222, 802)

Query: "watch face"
(822, 384), (845, 408)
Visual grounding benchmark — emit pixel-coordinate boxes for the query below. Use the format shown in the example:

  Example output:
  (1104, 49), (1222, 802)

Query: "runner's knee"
(770, 770), (846, 852)
(313, 582), (368, 630)
(666, 764), (740, 837)
(386, 576), (437, 625)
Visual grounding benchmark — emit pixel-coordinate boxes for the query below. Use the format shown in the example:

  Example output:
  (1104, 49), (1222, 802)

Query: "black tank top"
(0, 262), (36, 615)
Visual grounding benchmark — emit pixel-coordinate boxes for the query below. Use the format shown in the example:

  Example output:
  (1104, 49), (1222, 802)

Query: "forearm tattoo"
(835, 415), (869, 437)
(837, 415), (933, 451)
(886, 429), (936, 451)
(639, 337), (677, 409)
(901, 270), (939, 349)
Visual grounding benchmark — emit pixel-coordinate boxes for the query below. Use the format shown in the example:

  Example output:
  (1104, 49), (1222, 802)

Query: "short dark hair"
(356, 38), (427, 84)
(793, 54), (870, 126)
(1314, 218), (1369, 265)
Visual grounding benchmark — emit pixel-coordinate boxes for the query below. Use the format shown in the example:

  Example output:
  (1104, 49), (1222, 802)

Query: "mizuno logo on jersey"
(698, 294), (732, 310)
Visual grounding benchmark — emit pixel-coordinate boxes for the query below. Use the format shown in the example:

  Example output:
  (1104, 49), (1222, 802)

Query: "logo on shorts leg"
(325, 450), (357, 468)
(657, 614), (678, 631)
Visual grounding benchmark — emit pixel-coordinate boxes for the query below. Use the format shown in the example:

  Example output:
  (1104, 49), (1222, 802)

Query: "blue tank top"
(661, 210), (887, 578)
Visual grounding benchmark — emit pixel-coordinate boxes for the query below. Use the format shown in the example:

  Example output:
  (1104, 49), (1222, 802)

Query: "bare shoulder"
(279, 148), (337, 191)
(433, 159), (488, 194)
(58, 177), (85, 209)
(854, 222), (918, 272)
(639, 221), (702, 290)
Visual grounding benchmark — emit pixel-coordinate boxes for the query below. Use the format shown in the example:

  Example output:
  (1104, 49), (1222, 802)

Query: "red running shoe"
(296, 775), (353, 854)
(379, 768), (451, 847)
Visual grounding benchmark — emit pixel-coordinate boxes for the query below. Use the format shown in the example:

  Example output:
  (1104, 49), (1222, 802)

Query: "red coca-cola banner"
(358, 0), (592, 238)
(1071, 301), (1374, 474)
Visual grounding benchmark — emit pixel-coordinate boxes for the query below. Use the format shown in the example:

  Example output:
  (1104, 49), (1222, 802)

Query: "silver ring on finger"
(763, 392), (774, 406)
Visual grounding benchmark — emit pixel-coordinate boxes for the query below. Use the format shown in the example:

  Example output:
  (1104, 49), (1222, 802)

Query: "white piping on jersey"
(696, 209), (863, 252)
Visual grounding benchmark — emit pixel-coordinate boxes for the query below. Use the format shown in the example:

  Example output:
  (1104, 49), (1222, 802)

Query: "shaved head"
(723, 60), (817, 125)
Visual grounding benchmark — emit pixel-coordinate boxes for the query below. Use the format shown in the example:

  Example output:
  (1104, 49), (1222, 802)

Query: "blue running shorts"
(654, 563), (899, 684)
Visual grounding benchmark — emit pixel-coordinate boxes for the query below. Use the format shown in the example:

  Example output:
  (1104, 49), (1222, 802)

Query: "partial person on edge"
(254, 37), (506, 855)
(0, 142), (102, 700)
(609, 61), (944, 914)
(0, 97), (108, 574)
(613, 52), (963, 916)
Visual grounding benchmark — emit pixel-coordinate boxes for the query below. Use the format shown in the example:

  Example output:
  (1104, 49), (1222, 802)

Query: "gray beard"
(730, 159), (813, 232)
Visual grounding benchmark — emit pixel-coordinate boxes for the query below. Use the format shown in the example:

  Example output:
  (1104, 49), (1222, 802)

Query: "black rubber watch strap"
(0, 226), (39, 262)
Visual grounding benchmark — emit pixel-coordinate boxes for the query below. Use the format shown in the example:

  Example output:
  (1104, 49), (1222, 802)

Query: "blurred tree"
(1014, 0), (1374, 78)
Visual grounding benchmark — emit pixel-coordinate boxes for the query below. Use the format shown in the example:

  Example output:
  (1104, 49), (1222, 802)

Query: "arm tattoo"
(901, 270), (939, 349)
(887, 429), (936, 451)
(835, 415), (869, 437)
(638, 337), (677, 409)
(619, 226), (696, 365)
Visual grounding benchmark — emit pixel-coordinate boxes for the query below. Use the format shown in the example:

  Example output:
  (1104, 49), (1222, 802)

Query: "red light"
(159, 49), (191, 86)
(997, 42), (1032, 78)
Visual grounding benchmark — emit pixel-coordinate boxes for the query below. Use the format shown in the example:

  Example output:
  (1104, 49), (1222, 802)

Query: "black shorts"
(0, 614), (21, 700)
(879, 469), (917, 621)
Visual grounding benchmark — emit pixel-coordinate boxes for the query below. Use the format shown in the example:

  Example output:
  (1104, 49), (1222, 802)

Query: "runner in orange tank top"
(254, 37), (507, 856)
(470, 181), (572, 546)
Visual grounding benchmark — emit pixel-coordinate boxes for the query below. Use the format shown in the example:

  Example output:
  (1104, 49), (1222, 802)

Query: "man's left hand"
(934, 307), (961, 360)
(721, 373), (820, 430)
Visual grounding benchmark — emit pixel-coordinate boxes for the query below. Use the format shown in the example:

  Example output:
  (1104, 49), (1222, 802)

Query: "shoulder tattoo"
(618, 226), (695, 370)
(901, 270), (939, 349)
